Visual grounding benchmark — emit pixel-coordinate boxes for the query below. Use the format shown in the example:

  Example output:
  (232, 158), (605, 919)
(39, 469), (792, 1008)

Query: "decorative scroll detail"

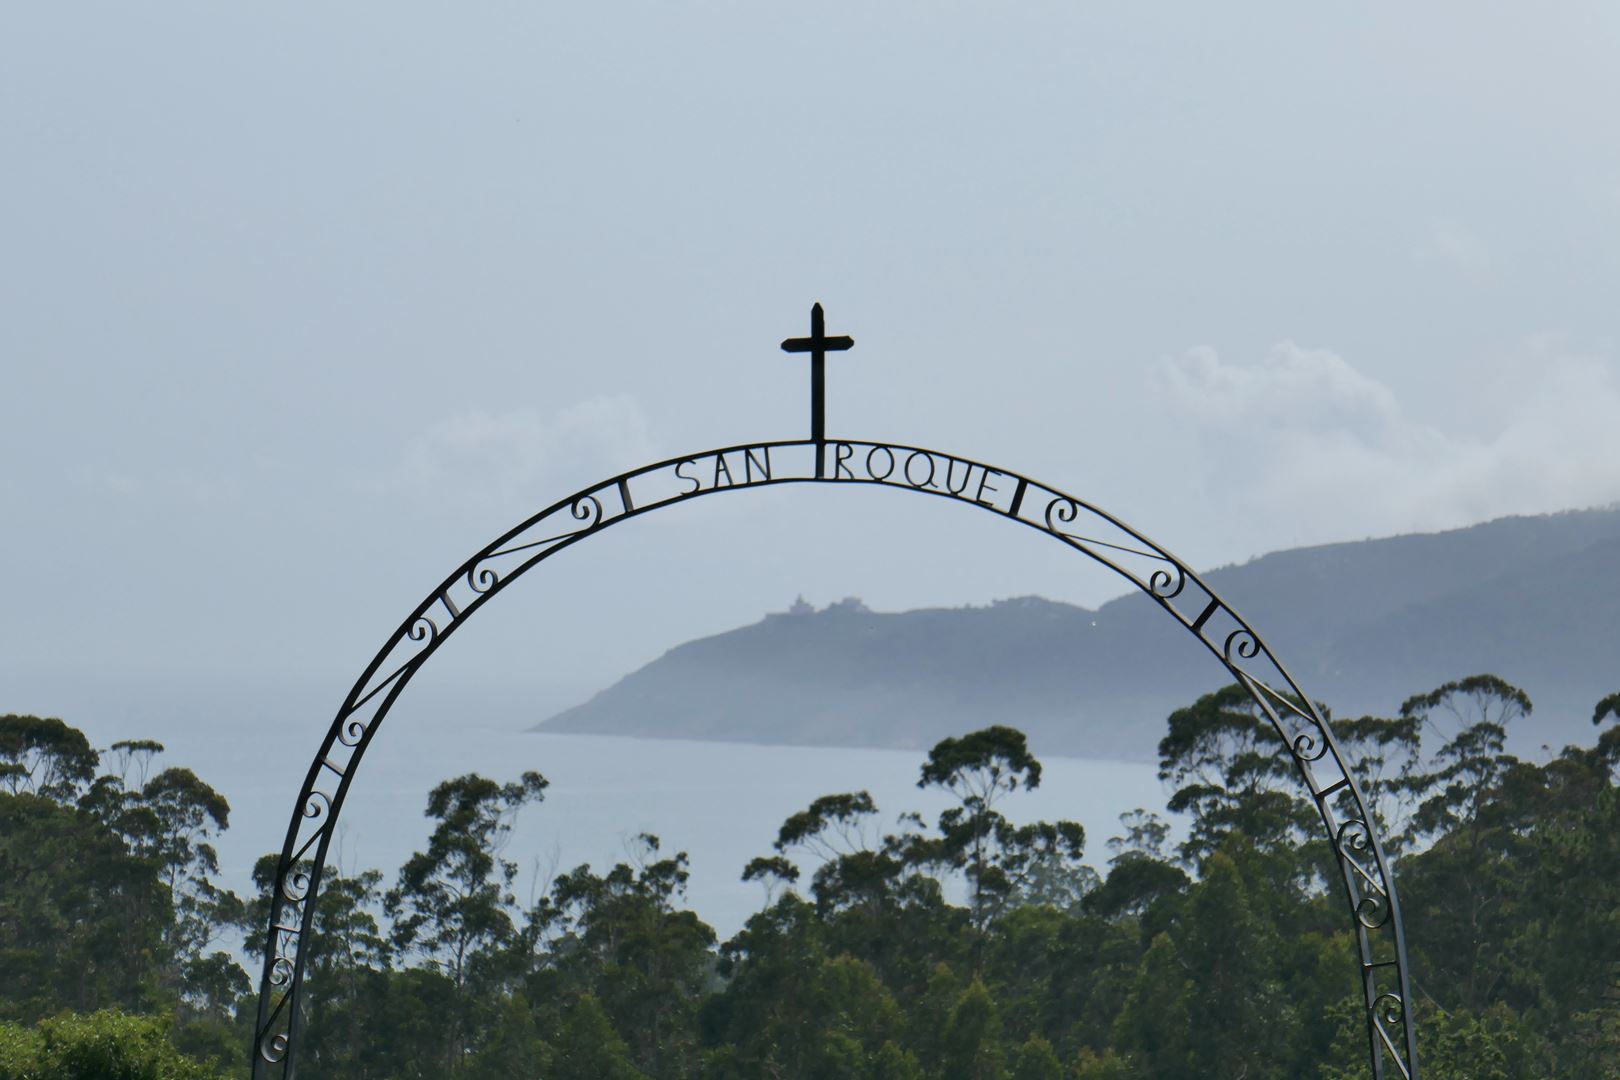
(252, 437), (1418, 1080)
(1371, 993), (1414, 1079)
(336, 718), (368, 749)
(1292, 728), (1328, 764)
(1044, 496), (1078, 532)
(280, 870), (311, 903)
(302, 791), (331, 823)
(1237, 676), (1334, 766)
(1149, 566), (1186, 599)
(1037, 494), (1188, 600)
(1337, 819), (1394, 929)
(570, 494), (602, 528)
(1223, 628), (1260, 663)
(259, 1032), (289, 1064)
(1374, 993), (1405, 1027)
(1356, 894), (1393, 931)
(467, 562), (498, 594)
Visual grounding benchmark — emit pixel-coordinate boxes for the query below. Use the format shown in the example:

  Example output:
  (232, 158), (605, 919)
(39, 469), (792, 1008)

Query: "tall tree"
(1330, 712), (1423, 857)
(1593, 691), (1620, 767)
(938, 979), (1007, 1080)
(0, 789), (166, 1019)
(0, 715), (98, 799)
(386, 771), (547, 1073)
(918, 727), (1086, 947)
(249, 855), (394, 1079)
(533, 836), (715, 1078)
(1395, 676), (1530, 1015)
(1400, 675), (1529, 847)
(1156, 685), (1313, 867)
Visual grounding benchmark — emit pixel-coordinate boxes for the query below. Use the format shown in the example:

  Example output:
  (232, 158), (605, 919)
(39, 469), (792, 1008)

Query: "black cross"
(780, 302), (854, 457)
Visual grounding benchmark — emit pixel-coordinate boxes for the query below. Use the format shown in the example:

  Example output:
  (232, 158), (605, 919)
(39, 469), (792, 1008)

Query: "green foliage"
(0, 1010), (224, 1080)
(0, 791), (168, 1020)
(1112, 933), (1190, 1077)
(919, 726), (1042, 799)
(1170, 850), (1292, 1078)
(0, 715), (98, 799)
(1321, 1000), (1546, 1080)
(917, 726), (1088, 961)
(1409, 1006), (1543, 1080)
(869, 1040), (924, 1080)
(1329, 713), (1422, 857)
(7, 691), (1620, 1079)
(1072, 1046), (1136, 1079)
(549, 994), (640, 1079)
(1157, 685), (1314, 865)
(387, 771), (548, 988)
(1400, 675), (1528, 845)
(1593, 691), (1620, 766)
(463, 993), (549, 1078)
(1008, 1033), (1062, 1080)
(533, 834), (716, 1076)
(776, 791), (880, 857)
(0, 720), (248, 1035)
(939, 980), (1006, 1080)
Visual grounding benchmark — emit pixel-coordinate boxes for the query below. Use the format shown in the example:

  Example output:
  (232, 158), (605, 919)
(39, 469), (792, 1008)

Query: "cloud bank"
(1160, 340), (1620, 551)
(381, 395), (657, 515)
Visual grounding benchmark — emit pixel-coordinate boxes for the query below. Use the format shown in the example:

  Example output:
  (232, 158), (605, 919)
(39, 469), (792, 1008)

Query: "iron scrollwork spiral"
(1374, 992), (1406, 1028)
(1371, 990), (1411, 1078)
(1291, 728), (1330, 764)
(570, 494), (602, 529)
(1223, 627), (1260, 662)
(1043, 495), (1187, 600)
(302, 790), (331, 822)
(1355, 894), (1393, 931)
(259, 1032), (289, 1064)
(280, 870), (311, 904)
(467, 561), (499, 594)
(1149, 565), (1186, 599)
(1043, 496), (1078, 534)
(1337, 819), (1394, 929)
(268, 957), (295, 990)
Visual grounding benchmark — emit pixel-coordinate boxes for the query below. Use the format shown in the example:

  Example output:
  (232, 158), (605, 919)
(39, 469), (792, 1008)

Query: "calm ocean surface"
(76, 703), (1174, 939)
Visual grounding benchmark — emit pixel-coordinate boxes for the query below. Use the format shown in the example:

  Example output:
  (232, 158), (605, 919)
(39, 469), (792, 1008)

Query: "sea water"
(42, 677), (1174, 941)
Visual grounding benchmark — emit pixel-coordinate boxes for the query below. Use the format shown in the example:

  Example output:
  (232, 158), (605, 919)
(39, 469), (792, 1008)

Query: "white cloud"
(1410, 218), (1495, 280)
(379, 395), (656, 513)
(1160, 340), (1620, 552)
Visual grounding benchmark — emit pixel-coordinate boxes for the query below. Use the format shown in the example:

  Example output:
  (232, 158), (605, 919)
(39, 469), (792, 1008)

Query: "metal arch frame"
(252, 436), (1419, 1079)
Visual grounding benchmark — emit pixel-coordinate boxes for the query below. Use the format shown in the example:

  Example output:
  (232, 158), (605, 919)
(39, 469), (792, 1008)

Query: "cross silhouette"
(780, 303), (854, 460)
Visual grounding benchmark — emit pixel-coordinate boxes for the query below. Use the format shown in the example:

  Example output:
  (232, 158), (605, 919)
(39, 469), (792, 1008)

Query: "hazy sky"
(4, 3), (1619, 724)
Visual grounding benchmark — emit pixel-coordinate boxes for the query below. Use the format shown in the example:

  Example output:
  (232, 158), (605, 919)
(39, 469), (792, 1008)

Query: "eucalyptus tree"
(385, 770), (547, 1074)
(1398, 674), (1530, 849)
(916, 727), (1088, 950)
(0, 714), (98, 798)
(1156, 685), (1314, 869)
(530, 835), (716, 1079)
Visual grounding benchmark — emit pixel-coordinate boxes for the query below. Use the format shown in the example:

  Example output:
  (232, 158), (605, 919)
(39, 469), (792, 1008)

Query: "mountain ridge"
(538, 506), (1620, 762)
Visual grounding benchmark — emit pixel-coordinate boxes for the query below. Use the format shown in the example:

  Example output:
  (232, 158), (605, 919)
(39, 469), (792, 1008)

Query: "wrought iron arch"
(253, 315), (1418, 1079)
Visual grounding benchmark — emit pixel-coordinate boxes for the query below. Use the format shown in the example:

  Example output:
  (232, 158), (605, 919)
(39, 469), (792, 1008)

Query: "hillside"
(537, 507), (1620, 761)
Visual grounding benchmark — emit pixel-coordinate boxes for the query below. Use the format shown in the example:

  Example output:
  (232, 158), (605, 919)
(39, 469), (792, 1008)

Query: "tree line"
(2, 675), (1618, 1078)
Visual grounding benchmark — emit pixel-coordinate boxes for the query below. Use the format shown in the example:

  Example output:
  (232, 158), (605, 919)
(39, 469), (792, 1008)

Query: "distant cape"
(537, 507), (1620, 762)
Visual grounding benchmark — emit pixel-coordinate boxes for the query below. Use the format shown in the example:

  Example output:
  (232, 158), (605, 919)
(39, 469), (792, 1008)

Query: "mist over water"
(323, 731), (1169, 938)
(38, 674), (1172, 941)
